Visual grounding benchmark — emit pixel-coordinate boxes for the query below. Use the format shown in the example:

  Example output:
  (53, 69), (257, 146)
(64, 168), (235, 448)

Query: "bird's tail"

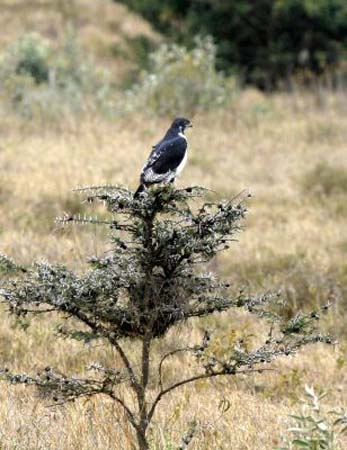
(134, 184), (146, 198)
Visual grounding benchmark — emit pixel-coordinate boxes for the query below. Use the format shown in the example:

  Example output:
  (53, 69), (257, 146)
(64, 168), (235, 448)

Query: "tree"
(0, 185), (331, 450)
(118, 0), (347, 89)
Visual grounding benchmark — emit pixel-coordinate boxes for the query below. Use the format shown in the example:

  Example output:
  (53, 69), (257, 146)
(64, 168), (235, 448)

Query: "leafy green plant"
(123, 36), (236, 116)
(280, 385), (347, 450)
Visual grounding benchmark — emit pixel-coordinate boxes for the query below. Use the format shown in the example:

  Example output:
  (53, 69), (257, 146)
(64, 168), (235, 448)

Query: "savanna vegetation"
(0, 1), (346, 449)
(118, 0), (347, 88)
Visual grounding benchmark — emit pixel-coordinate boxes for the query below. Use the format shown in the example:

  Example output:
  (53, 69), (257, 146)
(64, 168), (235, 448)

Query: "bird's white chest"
(175, 132), (188, 176)
(175, 148), (188, 176)
(178, 132), (187, 140)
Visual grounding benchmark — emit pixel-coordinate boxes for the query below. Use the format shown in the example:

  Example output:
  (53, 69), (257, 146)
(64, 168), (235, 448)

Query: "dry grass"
(0, 91), (347, 449)
(0, 2), (347, 448)
(0, 0), (160, 80)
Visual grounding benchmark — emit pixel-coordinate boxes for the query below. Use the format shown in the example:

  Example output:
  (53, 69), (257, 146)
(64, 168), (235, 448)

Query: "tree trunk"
(136, 333), (151, 450)
(136, 429), (150, 450)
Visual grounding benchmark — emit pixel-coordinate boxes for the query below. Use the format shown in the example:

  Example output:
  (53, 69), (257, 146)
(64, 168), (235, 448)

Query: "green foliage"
(2, 33), (50, 84)
(117, 0), (347, 89)
(0, 31), (114, 120)
(125, 35), (157, 71)
(0, 254), (25, 275)
(1, 186), (250, 340)
(280, 385), (347, 449)
(122, 36), (236, 116)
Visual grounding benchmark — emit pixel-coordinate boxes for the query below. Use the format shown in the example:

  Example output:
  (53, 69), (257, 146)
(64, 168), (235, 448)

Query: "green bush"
(0, 31), (114, 119)
(3, 33), (50, 84)
(122, 36), (236, 116)
(117, 0), (347, 89)
(280, 385), (347, 449)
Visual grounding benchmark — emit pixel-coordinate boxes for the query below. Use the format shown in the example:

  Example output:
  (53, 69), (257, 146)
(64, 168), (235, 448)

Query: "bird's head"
(171, 117), (192, 134)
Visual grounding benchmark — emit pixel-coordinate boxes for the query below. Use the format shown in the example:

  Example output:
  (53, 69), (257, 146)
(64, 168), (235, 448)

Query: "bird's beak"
(188, 123), (193, 128)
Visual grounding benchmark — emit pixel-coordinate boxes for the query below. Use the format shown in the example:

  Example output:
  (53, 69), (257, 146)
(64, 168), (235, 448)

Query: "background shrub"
(122, 36), (236, 116)
(117, 0), (347, 89)
(0, 30), (114, 119)
(280, 385), (347, 450)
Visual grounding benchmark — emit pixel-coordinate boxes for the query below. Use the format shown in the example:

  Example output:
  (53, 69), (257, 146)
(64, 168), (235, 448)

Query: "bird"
(134, 117), (192, 198)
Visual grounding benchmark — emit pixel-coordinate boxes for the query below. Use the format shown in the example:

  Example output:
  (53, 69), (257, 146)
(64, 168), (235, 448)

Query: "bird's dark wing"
(144, 136), (187, 174)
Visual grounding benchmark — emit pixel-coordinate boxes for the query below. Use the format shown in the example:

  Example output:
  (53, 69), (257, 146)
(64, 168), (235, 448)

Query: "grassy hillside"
(0, 0), (159, 80)
(0, 1), (346, 449)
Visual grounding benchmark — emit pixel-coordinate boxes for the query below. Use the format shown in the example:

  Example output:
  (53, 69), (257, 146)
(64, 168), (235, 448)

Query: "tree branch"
(158, 347), (200, 391)
(108, 391), (139, 431)
(148, 367), (272, 422)
(108, 336), (142, 397)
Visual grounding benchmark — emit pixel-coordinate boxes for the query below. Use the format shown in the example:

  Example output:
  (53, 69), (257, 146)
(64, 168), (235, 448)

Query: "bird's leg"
(134, 184), (147, 198)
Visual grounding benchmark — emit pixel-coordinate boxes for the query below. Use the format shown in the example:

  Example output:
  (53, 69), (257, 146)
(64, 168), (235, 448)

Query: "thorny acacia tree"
(0, 185), (331, 450)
